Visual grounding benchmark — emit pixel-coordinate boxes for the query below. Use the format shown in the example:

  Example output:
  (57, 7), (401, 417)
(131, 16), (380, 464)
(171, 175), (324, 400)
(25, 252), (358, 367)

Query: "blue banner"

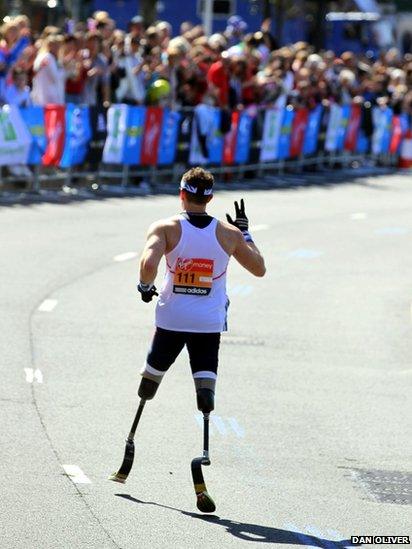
(372, 107), (393, 154)
(235, 111), (253, 164)
(158, 109), (181, 165)
(278, 107), (295, 160)
(60, 105), (91, 167)
(19, 106), (46, 165)
(336, 104), (351, 151)
(123, 106), (146, 165)
(303, 105), (323, 156)
(207, 109), (224, 164)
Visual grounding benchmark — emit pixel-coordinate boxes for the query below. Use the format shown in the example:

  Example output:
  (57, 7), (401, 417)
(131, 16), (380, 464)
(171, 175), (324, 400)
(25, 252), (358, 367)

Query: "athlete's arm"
(233, 231), (266, 277)
(226, 199), (266, 277)
(139, 221), (167, 285)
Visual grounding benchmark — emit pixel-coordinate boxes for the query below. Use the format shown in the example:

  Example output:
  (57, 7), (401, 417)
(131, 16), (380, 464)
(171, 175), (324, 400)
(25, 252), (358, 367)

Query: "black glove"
(226, 199), (253, 242)
(137, 282), (159, 303)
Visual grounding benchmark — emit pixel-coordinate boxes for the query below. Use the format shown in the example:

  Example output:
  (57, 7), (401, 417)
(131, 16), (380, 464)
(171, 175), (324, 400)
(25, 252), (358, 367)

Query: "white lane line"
(351, 212), (367, 220)
(227, 417), (245, 438)
(113, 252), (138, 262)
(228, 284), (254, 296)
(375, 227), (409, 235)
(250, 224), (270, 232)
(62, 464), (91, 484)
(287, 249), (323, 259)
(24, 368), (43, 383)
(38, 299), (58, 312)
(211, 415), (227, 436)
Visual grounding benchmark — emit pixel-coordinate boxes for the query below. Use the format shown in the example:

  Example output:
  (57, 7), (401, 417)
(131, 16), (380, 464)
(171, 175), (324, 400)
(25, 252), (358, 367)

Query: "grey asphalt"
(1, 172), (411, 549)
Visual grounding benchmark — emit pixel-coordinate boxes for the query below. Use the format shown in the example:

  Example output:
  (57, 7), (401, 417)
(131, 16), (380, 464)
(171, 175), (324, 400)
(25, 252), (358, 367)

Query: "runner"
(136, 166), (266, 412)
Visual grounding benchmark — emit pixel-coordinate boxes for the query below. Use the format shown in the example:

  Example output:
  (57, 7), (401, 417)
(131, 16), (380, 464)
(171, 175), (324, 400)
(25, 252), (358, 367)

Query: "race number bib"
(173, 257), (214, 296)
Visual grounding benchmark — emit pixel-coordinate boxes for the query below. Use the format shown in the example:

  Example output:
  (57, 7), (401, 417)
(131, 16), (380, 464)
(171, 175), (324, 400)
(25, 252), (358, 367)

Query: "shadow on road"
(115, 493), (355, 547)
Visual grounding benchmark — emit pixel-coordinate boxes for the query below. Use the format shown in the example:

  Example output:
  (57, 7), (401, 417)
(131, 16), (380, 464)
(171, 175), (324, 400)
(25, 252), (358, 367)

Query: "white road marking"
(250, 224), (270, 232)
(195, 414), (214, 435)
(287, 249), (323, 259)
(351, 212), (367, 220)
(375, 227), (409, 235)
(24, 368), (43, 383)
(62, 464), (91, 484)
(113, 252), (138, 262)
(227, 417), (245, 438)
(211, 415), (227, 436)
(285, 523), (347, 547)
(38, 299), (58, 312)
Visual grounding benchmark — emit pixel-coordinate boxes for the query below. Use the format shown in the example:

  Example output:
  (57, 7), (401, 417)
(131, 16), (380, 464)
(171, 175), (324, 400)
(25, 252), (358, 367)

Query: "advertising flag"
(389, 113), (409, 155)
(277, 106), (295, 160)
(102, 104), (128, 164)
(234, 110), (253, 164)
(344, 104), (362, 152)
(259, 94), (286, 162)
(289, 108), (308, 157)
(372, 107), (393, 154)
(189, 104), (223, 165)
(0, 105), (31, 165)
(325, 103), (342, 152)
(123, 106), (146, 165)
(336, 104), (351, 151)
(158, 109), (181, 165)
(60, 105), (92, 167)
(223, 111), (239, 165)
(20, 106), (46, 165)
(141, 107), (163, 165)
(303, 105), (323, 156)
(42, 105), (66, 166)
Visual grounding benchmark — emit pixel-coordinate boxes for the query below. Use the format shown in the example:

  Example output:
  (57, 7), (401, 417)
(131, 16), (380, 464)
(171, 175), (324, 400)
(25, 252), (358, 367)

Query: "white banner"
(0, 105), (32, 165)
(102, 104), (128, 164)
(325, 103), (343, 152)
(189, 104), (215, 165)
(259, 95), (286, 162)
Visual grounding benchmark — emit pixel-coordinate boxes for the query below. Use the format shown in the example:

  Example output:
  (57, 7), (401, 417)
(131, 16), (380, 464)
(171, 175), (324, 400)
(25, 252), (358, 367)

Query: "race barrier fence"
(0, 99), (410, 194)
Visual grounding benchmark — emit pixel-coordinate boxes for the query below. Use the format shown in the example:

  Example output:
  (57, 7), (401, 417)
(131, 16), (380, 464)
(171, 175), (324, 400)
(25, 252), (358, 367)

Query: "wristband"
(242, 230), (254, 243)
(137, 282), (153, 292)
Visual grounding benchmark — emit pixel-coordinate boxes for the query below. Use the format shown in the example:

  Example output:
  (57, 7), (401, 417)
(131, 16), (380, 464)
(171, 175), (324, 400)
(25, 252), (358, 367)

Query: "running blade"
(109, 439), (135, 483)
(191, 457), (216, 513)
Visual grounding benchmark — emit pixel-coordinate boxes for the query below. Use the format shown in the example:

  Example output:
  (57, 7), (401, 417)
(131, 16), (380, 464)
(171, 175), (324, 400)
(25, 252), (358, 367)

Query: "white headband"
(180, 178), (213, 196)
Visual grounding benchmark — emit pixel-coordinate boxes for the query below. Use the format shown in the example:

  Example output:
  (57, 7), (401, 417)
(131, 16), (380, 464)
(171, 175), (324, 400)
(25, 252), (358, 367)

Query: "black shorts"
(147, 327), (221, 376)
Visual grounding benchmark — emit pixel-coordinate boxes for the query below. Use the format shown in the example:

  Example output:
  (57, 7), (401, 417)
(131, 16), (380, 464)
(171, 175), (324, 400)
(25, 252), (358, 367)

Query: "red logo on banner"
(141, 107), (163, 165)
(289, 108), (308, 157)
(389, 115), (403, 154)
(223, 111), (239, 165)
(42, 105), (65, 166)
(344, 105), (361, 152)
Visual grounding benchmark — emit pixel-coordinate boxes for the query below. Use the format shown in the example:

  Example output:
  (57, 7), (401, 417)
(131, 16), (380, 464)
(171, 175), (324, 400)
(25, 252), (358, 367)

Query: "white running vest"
(155, 216), (230, 333)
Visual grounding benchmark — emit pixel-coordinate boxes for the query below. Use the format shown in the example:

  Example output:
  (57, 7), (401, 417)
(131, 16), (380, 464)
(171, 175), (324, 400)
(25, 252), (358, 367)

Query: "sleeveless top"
(155, 215), (230, 333)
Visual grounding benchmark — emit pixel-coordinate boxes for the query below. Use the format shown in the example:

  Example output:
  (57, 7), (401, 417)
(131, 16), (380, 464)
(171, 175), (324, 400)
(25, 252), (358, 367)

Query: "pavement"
(1, 171), (411, 548)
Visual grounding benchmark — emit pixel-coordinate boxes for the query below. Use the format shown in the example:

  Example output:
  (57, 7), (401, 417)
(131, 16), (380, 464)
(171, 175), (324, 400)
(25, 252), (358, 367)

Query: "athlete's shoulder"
(147, 215), (181, 233)
(217, 219), (242, 238)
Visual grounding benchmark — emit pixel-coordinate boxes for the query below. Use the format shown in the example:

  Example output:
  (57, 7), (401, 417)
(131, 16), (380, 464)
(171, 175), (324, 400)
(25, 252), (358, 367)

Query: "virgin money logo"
(177, 258), (193, 271)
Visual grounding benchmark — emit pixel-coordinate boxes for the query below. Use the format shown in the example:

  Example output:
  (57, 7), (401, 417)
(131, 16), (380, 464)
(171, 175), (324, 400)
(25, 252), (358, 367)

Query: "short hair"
(181, 167), (214, 205)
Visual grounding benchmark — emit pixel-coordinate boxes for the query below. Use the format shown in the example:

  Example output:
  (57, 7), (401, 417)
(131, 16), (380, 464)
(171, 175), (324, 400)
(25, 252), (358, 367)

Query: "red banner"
(289, 108), (308, 157)
(141, 107), (163, 165)
(344, 105), (361, 152)
(42, 105), (66, 166)
(223, 111), (239, 165)
(389, 115), (403, 154)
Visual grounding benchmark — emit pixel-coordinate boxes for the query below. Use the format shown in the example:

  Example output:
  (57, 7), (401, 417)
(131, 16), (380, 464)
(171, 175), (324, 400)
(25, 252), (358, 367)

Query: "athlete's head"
(180, 167), (214, 208)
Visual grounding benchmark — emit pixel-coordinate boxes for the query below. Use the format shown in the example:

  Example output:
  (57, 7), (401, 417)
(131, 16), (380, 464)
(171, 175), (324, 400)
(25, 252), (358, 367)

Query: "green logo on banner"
(0, 112), (17, 141)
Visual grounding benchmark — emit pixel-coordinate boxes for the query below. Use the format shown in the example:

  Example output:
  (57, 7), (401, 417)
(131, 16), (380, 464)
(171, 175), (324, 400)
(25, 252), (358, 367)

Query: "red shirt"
(207, 61), (229, 107)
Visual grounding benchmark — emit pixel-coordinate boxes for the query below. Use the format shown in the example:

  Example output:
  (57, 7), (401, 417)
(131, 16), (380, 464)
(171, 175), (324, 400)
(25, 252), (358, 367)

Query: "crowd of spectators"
(0, 10), (411, 114)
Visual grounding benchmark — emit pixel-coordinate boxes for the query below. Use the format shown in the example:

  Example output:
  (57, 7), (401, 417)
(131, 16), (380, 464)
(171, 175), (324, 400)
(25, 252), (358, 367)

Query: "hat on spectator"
(130, 15), (143, 25)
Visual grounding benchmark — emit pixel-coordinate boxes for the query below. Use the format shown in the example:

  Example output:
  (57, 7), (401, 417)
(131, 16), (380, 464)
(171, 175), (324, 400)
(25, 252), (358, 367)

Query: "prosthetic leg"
(108, 372), (161, 483)
(191, 382), (216, 513)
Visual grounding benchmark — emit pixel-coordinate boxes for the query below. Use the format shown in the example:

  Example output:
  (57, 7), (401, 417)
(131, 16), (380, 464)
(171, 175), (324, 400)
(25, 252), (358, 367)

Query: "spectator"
(116, 36), (146, 104)
(31, 35), (65, 105)
(4, 66), (31, 106)
(82, 31), (110, 107)
(207, 51), (231, 108)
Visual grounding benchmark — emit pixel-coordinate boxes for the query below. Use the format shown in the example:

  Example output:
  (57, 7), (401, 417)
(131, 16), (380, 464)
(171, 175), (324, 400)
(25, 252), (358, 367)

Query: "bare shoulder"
(147, 215), (181, 234)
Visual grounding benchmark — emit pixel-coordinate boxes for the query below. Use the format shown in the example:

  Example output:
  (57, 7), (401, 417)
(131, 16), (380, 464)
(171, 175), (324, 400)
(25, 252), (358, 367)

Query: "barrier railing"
(0, 101), (410, 195)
